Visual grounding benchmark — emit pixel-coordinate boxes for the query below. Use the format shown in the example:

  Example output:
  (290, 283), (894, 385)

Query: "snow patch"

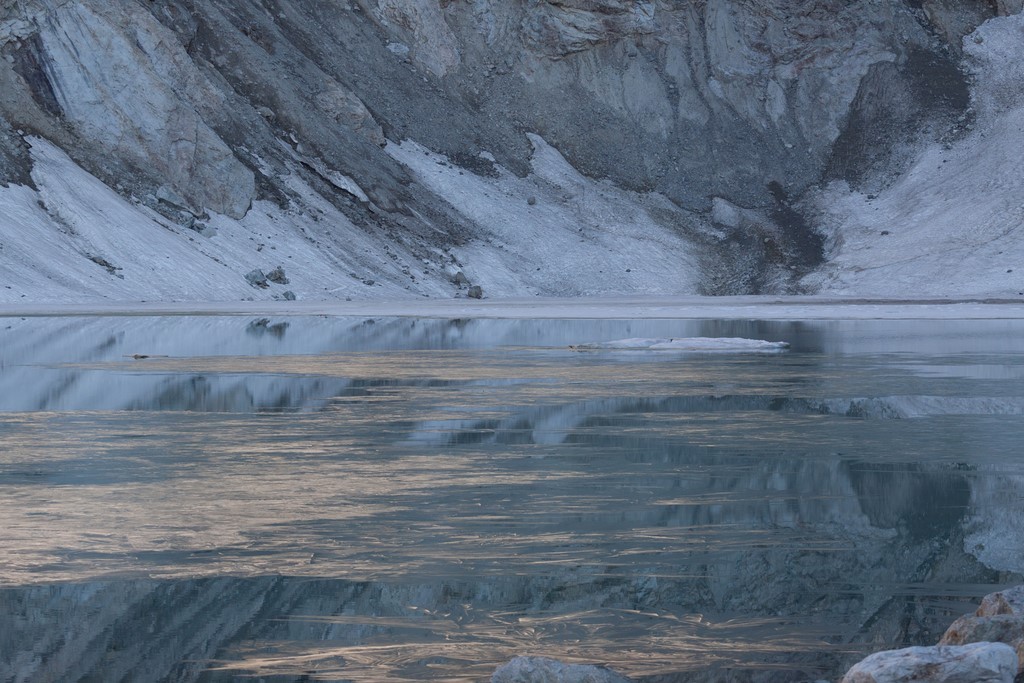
(386, 134), (701, 297)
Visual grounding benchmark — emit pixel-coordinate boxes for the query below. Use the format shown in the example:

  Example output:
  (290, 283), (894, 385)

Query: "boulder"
(940, 586), (1024, 673)
(467, 284), (483, 299)
(266, 266), (289, 285)
(976, 586), (1024, 617)
(491, 656), (632, 683)
(841, 642), (1017, 683)
(244, 269), (268, 288)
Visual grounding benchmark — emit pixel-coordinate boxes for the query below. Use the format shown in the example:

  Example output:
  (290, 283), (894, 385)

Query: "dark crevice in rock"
(10, 34), (63, 120)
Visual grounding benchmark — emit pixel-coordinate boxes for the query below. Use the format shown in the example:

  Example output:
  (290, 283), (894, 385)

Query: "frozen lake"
(2, 315), (1024, 682)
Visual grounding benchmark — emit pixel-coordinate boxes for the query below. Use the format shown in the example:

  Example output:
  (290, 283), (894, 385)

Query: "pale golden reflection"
(204, 609), (848, 682)
(2, 318), (1024, 681)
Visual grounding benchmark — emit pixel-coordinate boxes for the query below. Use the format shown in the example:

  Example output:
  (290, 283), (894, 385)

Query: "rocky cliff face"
(0, 0), (1021, 299)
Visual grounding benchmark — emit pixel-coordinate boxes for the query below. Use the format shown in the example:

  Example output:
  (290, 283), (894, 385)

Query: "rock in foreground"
(841, 642), (1017, 683)
(492, 656), (632, 683)
(940, 585), (1024, 674)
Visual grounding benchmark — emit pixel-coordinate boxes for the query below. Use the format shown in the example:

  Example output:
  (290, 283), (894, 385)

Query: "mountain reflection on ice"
(1, 316), (1023, 682)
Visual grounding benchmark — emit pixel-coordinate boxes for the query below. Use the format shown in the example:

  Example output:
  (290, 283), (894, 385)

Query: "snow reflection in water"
(1, 316), (1023, 682)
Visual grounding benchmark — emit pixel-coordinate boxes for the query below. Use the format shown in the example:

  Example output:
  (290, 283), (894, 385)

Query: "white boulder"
(841, 642), (1018, 683)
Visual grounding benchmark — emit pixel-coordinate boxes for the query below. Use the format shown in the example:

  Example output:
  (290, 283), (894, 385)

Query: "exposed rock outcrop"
(7, 0), (254, 218)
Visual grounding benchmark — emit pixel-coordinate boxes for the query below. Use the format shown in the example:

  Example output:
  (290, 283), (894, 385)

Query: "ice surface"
(3, 296), (1024, 321)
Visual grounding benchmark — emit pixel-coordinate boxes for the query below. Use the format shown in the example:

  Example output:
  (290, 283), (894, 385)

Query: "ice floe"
(570, 337), (790, 352)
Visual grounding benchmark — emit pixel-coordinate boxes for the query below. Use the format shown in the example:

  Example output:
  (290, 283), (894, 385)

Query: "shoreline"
(3, 295), (1024, 320)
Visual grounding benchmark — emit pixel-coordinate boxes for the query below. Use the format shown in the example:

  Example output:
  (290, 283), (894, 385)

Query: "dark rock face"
(0, 0), (1002, 292)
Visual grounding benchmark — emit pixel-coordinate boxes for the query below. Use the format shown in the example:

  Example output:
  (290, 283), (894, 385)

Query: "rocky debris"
(841, 642), (1017, 683)
(920, 1), (998, 54)
(997, 0), (1024, 15)
(281, 290), (296, 301)
(940, 586), (1024, 674)
(491, 656), (632, 683)
(87, 254), (122, 278)
(313, 81), (385, 146)
(244, 269), (269, 288)
(522, 1), (656, 57)
(0, 119), (32, 188)
(964, 13), (1024, 120)
(467, 284), (483, 299)
(453, 271), (470, 286)
(373, 0), (460, 77)
(266, 266), (289, 285)
(840, 586), (1024, 682)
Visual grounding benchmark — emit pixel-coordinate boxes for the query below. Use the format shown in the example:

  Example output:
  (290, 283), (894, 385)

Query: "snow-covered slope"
(803, 13), (1024, 298)
(2, 138), (446, 303)
(0, 133), (706, 303)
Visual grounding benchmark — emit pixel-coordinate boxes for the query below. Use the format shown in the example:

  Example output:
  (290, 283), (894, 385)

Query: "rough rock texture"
(978, 587), (1024, 616)
(940, 586), (1024, 674)
(7, 0), (254, 217)
(492, 656), (633, 683)
(0, 0), (1016, 298)
(841, 642), (1018, 683)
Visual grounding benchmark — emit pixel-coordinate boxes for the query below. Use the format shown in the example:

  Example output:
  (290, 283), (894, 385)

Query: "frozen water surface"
(1, 315), (1023, 682)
